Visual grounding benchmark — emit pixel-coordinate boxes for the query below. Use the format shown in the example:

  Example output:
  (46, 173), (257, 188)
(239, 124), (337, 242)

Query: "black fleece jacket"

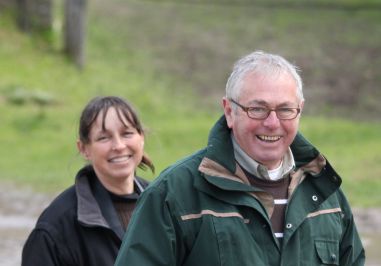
(21, 165), (149, 266)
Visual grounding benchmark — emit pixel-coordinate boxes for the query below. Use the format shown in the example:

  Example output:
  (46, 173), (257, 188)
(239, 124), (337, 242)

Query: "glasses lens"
(231, 98), (299, 120)
(276, 108), (298, 119)
(248, 107), (269, 119)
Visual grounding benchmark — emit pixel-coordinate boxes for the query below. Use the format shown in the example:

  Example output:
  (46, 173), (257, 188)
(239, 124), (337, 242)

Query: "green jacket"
(115, 116), (365, 266)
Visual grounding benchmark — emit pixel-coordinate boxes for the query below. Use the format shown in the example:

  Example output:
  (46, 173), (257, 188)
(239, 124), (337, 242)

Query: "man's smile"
(257, 135), (281, 142)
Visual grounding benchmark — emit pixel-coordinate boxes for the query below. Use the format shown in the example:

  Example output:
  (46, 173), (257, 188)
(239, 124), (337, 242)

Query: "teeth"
(258, 135), (281, 141)
(109, 156), (131, 163)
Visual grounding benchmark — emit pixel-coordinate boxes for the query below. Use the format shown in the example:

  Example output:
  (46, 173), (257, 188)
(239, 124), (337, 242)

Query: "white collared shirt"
(231, 134), (295, 181)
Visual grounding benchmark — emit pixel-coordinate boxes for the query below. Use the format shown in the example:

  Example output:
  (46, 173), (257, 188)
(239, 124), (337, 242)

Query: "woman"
(22, 96), (154, 266)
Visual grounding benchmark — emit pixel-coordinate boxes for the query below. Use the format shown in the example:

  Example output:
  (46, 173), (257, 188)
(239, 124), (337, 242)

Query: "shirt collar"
(231, 133), (295, 180)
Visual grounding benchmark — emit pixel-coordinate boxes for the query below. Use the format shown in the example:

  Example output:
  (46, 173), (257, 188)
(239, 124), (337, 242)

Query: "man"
(115, 51), (365, 265)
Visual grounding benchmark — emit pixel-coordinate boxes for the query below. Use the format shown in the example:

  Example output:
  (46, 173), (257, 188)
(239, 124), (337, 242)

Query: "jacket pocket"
(314, 240), (339, 265)
(212, 216), (273, 266)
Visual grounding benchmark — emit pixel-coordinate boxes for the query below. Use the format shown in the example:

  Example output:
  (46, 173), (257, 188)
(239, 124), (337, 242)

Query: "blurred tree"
(64, 0), (86, 69)
(0, 0), (13, 9)
(16, 0), (52, 32)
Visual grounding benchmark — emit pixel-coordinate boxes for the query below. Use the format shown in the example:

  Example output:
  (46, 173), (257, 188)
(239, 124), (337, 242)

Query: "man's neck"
(231, 134), (295, 181)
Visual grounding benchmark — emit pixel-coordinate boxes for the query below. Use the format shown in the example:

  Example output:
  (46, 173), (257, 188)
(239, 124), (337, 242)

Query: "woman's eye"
(96, 135), (109, 141)
(123, 131), (134, 137)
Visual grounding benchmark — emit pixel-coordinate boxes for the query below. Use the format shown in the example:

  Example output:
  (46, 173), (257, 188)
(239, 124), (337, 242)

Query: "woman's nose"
(112, 136), (125, 150)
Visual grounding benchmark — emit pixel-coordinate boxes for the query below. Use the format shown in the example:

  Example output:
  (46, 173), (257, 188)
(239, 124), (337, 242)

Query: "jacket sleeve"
(115, 185), (182, 266)
(22, 226), (71, 266)
(338, 191), (365, 266)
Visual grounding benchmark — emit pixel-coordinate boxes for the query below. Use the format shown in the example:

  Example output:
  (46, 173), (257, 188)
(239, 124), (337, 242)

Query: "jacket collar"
(232, 133), (295, 180)
(201, 115), (326, 177)
(198, 115), (342, 200)
(75, 166), (147, 240)
(75, 166), (109, 229)
(203, 115), (237, 174)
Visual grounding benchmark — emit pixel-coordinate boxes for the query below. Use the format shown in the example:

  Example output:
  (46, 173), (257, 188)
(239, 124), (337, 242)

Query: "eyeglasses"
(229, 98), (300, 120)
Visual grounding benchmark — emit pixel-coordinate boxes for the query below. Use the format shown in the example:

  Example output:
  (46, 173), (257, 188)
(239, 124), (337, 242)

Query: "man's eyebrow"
(247, 100), (298, 107)
(247, 100), (267, 105)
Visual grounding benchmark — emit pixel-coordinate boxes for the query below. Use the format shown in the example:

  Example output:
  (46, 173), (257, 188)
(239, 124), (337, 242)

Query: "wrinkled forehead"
(245, 67), (294, 82)
(238, 71), (300, 104)
(240, 69), (297, 91)
(244, 67), (302, 100)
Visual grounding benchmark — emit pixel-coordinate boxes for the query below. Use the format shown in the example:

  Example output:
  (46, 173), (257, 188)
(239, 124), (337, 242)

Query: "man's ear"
(222, 97), (234, 128)
(77, 140), (89, 160)
(300, 100), (305, 112)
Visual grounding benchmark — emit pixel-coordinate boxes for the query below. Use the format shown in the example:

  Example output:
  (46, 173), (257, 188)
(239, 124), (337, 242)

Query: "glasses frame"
(229, 98), (301, 120)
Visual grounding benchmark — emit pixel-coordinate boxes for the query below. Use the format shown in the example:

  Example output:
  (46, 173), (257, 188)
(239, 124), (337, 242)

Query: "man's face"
(223, 72), (304, 170)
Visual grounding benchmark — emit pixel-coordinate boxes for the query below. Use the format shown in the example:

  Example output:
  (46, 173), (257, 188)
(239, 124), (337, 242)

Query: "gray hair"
(225, 51), (304, 102)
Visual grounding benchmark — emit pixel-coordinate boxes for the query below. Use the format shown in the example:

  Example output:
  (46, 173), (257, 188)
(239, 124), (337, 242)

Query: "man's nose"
(262, 110), (280, 128)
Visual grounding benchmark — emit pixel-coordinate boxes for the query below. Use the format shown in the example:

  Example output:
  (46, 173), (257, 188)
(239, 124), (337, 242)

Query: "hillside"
(0, 0), (380, 206)
(91, 0), (381, 120)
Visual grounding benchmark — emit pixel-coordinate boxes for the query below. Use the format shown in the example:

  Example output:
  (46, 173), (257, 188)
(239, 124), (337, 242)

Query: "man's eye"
(278, 108), (294, 114)
(250, 107), (267, 113)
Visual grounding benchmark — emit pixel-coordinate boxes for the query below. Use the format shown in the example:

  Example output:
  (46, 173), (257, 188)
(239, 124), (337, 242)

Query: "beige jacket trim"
(181, 209), (250, 223)
(198, 154), (327, 219)
(307, 207), (342, 218)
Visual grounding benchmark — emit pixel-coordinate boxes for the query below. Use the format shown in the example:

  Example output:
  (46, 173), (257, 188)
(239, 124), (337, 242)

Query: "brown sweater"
(110, 193), (139, 231)
(245, 170), (291, 240)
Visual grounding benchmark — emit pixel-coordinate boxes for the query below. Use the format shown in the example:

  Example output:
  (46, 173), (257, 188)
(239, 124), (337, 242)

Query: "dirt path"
(0, 183), (53, 266)
(0, 183), (379, 265)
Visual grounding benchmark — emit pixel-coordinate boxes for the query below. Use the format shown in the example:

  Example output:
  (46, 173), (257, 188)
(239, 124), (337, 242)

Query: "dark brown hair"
(78, 96), (154, 173)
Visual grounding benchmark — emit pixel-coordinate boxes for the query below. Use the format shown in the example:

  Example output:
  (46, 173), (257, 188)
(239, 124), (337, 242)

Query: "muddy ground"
(0, 183), (380, 266)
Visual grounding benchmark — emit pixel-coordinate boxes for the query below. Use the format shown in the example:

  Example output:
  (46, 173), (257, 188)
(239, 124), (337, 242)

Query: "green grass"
(0, 1), (380, 207)
(300, 117), (381, 207)
(103, 0), (381, 119)
(0, 10), (215, 191)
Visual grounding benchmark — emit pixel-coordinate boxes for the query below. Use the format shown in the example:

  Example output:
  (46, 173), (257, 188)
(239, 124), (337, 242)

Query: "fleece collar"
(75, 165), (147, 240)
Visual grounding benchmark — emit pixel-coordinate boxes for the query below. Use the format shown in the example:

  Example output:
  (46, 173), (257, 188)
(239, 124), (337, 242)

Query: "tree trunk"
(64, 0), (86, 68)
(17, 0), (52, 32)
(0, 0), (14, 9)
(16, 0), (29, 31)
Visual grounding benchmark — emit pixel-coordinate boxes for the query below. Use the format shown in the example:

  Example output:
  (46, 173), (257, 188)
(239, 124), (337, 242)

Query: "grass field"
(0, 0), (380, 207)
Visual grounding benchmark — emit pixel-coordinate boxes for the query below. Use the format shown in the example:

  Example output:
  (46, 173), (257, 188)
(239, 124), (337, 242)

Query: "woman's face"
(78, 107), (144, 190)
